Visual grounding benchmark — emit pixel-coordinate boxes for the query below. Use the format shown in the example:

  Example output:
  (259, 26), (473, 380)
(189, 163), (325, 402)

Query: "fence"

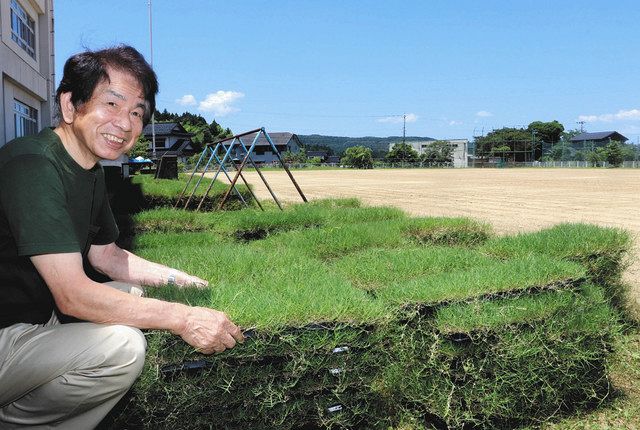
(181, 160), (640, 173)
(490, 160), (640, 168)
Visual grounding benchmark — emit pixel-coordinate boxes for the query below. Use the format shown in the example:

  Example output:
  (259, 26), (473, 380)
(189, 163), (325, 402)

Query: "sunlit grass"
(103, 198), (633, 430)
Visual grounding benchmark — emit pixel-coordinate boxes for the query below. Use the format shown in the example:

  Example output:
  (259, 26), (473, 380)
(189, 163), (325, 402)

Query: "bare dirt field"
(231, 168), (640, 307)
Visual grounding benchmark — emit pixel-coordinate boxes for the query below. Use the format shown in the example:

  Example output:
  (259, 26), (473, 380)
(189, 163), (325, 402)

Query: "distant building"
(307, 150), (329, 160)
(229, 132), (303, 164)
(142, 122), (198, 162)
(0, 0), (55, 146)
(389, 139), (469, 168)
(570, 131), (628, 150)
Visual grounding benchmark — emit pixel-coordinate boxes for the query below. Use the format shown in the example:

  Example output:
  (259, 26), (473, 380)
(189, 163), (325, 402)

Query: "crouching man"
(0, 45), (243, 429)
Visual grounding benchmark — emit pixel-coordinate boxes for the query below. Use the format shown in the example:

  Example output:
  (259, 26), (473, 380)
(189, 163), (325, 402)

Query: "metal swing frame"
(175, 128), (307, 211)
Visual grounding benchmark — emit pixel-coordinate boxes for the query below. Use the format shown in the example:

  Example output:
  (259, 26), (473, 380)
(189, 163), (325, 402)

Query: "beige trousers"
(0, 282), (146, 429)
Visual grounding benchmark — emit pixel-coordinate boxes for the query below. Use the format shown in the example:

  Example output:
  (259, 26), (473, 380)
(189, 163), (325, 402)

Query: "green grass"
(434, 283), (614, 334)
(533, 327), (640, 430)
(481, 223), (633, 314)
(331, 246), (495, 291)
(131, 200), (405, 235)
(480, 223), (631, 262)
(377, 255), (585, 308)
(403, 216), (492, 246)
(101, 198), (633, 429)
(128, 173), (254, 211)
(131, 173), (229, 198)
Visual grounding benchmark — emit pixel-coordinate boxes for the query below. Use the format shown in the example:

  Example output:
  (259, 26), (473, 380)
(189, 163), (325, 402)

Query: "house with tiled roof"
(228, 131), (303, 163)
(142, 122), (198, 162)
(570, 131), (628, 150)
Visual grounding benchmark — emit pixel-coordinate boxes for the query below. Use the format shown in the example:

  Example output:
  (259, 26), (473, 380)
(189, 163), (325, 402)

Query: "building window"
(14, 99), (38, 138)
(10, 0), (36, 59)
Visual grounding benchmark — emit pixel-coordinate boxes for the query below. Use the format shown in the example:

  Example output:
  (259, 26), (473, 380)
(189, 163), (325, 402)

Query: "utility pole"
(576, 121), (585, 133)
(149, 0), (156, 160)
(402, 114), (406, 144)
(531, 130), (537, 162)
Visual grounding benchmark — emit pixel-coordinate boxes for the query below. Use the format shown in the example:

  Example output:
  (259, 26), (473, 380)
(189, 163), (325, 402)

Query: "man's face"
(69, 68), (146, 163)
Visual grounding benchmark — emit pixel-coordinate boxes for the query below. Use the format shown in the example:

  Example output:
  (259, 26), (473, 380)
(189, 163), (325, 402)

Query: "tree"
(182, 122), (210, 148)
(621, 143), (639, 161)
(282, 148), (307, 164)
(560, 128), (582, 143)
(605, 141), (624, 167)
(153, 110), (233, 147)
(548, 142), (574, 161)
(474, 127), (530, 158)
(386, 143), (419, 163)
(154, 108), (179, 122)
(491, 145), (511, 161)
(128, 136), (150, 158)
(527, 120), (564, 144)
(341, 145), (373, 169)
(474, 121), (566, 162)
(421, 140), (454, 165)
(209, 119), (232, 141)
(586, 149), (606, 167)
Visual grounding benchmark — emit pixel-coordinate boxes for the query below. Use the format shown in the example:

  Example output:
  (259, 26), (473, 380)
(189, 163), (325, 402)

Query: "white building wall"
(0, 0), (55, 146)
(448, 139), (469, 168)
(389, 139), (469, 167)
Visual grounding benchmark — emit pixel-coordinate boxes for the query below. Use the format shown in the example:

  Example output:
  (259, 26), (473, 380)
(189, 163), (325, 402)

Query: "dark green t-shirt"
(0, 128), (119, 328)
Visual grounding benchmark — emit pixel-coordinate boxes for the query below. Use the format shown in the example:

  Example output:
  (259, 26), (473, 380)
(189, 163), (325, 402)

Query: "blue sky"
(56, 1), (640, 142)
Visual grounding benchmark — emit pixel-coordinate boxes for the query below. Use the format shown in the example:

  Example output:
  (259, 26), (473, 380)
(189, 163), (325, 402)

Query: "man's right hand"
(174, 305), (244, 354)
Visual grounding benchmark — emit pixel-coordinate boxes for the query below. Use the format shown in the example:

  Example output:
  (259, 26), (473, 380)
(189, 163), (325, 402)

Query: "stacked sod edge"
(100, 199), (631, 429)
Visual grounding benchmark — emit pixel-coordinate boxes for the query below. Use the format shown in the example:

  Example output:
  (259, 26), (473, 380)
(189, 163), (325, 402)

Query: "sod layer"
(101, 199), (630, 429)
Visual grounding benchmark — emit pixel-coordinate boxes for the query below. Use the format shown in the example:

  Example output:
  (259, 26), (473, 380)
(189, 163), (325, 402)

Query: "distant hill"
(298, 134), (435, 158)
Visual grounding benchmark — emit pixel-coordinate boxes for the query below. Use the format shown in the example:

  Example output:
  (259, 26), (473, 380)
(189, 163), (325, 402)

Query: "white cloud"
(476, 110), (493, 118)
(197, 91), (245, 116)
(448, 120), (462, 126)
(578, 108), (640, 123)
(377, 113), (418, 124)
(175, 94), (197, 106)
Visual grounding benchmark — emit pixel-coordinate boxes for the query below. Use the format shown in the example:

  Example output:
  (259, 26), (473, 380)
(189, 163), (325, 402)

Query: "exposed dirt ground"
(229, 168), (640, 308)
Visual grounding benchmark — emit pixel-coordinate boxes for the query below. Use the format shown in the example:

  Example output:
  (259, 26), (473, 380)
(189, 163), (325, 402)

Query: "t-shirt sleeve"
(0, 155), (81, 256)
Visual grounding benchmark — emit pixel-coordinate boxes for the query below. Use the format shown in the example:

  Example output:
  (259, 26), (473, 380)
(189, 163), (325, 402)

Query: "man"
(0, 45), (244, 428)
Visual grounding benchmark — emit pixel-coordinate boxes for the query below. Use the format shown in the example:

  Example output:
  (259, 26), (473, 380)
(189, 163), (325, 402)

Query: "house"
(570, 131), (628, 150)
(389, 139), (469, 168)
(142, 122), (198, 163)
(0, 0), (55, 146)
(307, 150), (329, 160)
(228, 132), (303, 164)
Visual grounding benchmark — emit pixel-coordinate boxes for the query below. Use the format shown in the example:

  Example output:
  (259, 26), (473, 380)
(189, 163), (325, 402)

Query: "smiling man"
(0, 45), (243, 429)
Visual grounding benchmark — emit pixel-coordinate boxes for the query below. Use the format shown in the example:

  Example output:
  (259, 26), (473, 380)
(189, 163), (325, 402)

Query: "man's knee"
(99, 325), (147, 388)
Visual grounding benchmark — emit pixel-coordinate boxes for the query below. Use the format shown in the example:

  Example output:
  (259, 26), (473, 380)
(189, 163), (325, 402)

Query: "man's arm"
(30, 252), (243, 354)
(87, 242), (207, 288)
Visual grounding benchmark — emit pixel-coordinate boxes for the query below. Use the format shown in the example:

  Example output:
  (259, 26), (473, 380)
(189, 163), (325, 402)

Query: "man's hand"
(174, 305), (244, 354)
(171, 272), (209, 289)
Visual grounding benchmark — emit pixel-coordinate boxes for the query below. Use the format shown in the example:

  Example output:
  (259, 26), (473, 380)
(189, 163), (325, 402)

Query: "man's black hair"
(55, 45), (158, 126)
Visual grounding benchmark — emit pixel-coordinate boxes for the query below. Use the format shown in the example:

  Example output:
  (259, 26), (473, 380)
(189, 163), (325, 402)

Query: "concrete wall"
(448, 139), (469, 168)
(390, 139), (469, 167)
(0, 0), (55, 146)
